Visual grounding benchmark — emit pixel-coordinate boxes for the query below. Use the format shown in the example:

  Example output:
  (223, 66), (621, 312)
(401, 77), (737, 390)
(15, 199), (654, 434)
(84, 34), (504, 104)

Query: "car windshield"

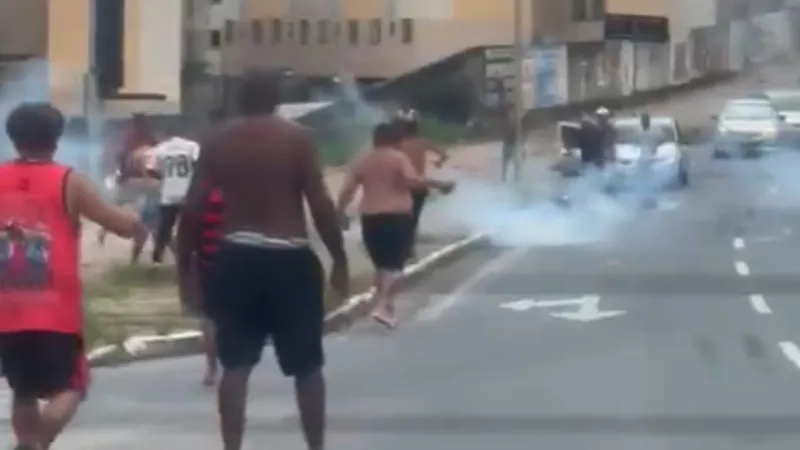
(720, 102), (776, 120)
(614, 122), (676, 145)
(770, 95), (800, 111)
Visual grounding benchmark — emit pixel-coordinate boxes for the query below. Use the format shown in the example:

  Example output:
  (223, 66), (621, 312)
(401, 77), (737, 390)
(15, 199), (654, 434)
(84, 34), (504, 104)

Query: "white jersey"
(149, 137), (200, 205)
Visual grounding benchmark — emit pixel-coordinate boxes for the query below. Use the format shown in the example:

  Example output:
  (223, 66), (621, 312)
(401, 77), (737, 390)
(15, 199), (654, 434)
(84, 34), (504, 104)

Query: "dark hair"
(373, 122), (402, 147)
(237, 70), (281, 115)
(5, 102), (64, 154)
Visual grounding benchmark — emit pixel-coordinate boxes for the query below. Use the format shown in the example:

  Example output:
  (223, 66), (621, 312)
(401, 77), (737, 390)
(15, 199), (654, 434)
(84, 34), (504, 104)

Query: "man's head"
(596, 106), (610, 123)
(640, 112), (651, 129)
(6, 102), (65, 157)
(373, 122), (402, 147)
(237, 70), (281, 115)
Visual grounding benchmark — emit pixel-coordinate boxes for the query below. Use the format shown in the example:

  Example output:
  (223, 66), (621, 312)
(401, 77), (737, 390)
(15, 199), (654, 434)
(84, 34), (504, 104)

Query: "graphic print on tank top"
(0, 191), (55, 296)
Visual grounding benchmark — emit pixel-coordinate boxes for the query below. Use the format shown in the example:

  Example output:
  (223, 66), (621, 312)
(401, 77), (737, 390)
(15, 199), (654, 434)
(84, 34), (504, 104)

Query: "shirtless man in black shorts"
(177, 70), (348, 450)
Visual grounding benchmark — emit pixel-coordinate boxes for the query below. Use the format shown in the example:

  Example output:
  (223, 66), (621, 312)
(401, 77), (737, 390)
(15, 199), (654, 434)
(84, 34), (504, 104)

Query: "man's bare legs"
(12, 390), (82, 450)
(295, 369), (326, 450)
(201, 318), (218, 387)
(371, 270), (401, 327)
(217, 366), (325, 450)
(130, 231), (149, 264)
(218, 366), (251, 450)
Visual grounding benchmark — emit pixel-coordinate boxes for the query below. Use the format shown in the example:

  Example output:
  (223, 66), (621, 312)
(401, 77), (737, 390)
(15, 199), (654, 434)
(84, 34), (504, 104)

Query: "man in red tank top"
(0, 103), (146, 450)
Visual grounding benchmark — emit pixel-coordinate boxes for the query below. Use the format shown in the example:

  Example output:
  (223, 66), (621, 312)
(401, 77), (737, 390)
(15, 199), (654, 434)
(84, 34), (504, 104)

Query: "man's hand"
(329, 258), (350, 300)
(434, 156), (448, 168)
(437, 180), (456, 195)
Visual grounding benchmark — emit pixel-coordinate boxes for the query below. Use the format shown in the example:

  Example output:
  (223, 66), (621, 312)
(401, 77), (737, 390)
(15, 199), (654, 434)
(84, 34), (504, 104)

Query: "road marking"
(735, 261), (750, 276)
(417, 246), (529, 321)
(780, 341), (800, 370)
(748, 294), (772, 314)
(733, 237), (745, 250)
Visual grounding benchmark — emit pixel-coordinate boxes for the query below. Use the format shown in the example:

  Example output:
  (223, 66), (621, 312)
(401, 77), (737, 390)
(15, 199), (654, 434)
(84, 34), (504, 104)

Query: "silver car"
(763, 90), (800, 146)
(712, 99), (784, 158)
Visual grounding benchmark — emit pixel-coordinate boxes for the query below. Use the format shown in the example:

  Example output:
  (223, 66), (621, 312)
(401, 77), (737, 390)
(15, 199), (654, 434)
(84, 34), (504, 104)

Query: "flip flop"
(371, 312), (397, 329)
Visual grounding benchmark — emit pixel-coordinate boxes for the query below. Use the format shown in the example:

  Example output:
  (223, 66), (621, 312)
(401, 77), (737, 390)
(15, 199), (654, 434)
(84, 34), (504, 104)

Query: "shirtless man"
(394, 113), (448, 260)
(97, 114), (157, 245)
(177, 70), (348, 450)
(337, 122), (453, 328)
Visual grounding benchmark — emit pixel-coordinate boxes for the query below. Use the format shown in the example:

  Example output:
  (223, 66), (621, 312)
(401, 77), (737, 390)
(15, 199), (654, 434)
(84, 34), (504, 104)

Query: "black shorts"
(410, 188), (429, 237)
(0, 332), (87, 399)
(204, 242), (324, 376)
(153, 203), (181, 263)
(361, 213), (412, 271)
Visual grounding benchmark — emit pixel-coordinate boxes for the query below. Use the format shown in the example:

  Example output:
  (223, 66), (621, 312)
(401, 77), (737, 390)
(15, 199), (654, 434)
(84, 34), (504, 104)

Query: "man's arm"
(424, 139), (448, 165)
(335, 161), (360, 215)
(67, 172), (143, 238)
(298, 132), (347, 263)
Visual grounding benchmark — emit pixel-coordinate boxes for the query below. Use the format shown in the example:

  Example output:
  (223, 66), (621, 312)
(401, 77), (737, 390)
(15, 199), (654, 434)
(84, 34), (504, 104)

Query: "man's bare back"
(198, 115), (323, 239)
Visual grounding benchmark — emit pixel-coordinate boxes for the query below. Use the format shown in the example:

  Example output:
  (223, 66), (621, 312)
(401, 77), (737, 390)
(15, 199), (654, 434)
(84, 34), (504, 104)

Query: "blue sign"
(531, 46), (561, 108)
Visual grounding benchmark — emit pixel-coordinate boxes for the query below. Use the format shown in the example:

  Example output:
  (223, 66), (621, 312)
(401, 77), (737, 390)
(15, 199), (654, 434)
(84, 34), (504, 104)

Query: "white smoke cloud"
(0, 60), (105, 183)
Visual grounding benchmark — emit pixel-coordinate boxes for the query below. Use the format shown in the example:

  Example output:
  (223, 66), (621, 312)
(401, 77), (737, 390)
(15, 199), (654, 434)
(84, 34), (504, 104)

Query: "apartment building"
(222, 0), (681, 80)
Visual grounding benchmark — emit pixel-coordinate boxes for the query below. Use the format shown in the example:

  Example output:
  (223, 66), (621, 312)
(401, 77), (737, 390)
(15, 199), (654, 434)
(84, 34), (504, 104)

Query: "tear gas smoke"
(0, 60), (105, 183)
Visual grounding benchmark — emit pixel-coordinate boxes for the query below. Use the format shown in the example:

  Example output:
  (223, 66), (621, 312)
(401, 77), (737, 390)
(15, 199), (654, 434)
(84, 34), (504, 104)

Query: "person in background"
(577, 111), (604, 169)
(595, 106), (616, 166)
(148, 134), (200, 264)
(635, 112), (664, 208)
(97, 113), (157, 245)
(176, 181), (221, 387)
(336, 122), (454, 329)
(394, 112), (448, 260)
(0, 102), (145, 450)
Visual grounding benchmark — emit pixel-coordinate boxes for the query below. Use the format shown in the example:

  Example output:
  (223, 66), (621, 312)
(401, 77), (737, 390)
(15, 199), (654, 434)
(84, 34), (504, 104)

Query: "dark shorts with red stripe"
(0, 331), (88, 399)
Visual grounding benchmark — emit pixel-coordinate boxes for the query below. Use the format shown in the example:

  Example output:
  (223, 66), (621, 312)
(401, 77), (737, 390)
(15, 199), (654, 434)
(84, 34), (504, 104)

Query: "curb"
(87, 233), (488, 368)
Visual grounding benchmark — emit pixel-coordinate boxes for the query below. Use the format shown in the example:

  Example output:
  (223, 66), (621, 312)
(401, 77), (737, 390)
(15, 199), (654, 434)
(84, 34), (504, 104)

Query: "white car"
(556, 116), (689, 189)
(712, 99), (784, 158)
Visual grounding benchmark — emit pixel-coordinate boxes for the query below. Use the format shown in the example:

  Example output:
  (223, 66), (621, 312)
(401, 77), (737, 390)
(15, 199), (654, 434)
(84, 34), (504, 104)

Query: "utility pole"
(512, 0), (525, 183)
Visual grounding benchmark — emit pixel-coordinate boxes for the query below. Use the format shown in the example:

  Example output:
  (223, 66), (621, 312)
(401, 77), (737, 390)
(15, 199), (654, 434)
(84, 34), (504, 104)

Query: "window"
(271, 19), (282, 43)
(299, 19), (310, 44)
(317, 20), (329, 44)
(300, 19), (311, 45)
(368, 19), (381, 45)
(224, 20), (235, 44)
(400, 18), (413, 44)
(287, 22), (295, 40)
(389, 21), (396, 37)
(210, 30), (221, 48)
(573, 0), (587, 21)
(590, 0), (604, 19)
(252, 20), (263, 43)
(347, 19), (359, 45)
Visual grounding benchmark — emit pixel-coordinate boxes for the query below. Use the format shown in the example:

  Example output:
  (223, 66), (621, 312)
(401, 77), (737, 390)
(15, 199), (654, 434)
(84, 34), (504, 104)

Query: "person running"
(148, 134), (200, 263)
(394, 113), (448, 260)
(177, 70), (349, 450)
(127, 145), (163, 265)
(97, 114), (156, 245)
(176, 181), (222, 387)
(0, 102), (145, 450)
(336, 122), (453, 329)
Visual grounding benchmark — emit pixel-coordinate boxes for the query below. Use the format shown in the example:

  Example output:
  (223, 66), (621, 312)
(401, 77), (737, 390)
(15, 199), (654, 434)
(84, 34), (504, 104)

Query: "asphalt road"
(8, 66), (800, 449)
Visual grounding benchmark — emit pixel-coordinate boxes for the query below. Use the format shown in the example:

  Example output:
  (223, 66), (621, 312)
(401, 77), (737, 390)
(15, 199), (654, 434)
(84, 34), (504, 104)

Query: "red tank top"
(0, 161), (81, 334)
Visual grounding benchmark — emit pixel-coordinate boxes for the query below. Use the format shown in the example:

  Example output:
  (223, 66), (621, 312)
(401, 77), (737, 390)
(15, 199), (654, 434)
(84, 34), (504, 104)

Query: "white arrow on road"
(500, 295), (626, 322)
(550, 295), (626, 322)
(499, 298), (586, 311)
